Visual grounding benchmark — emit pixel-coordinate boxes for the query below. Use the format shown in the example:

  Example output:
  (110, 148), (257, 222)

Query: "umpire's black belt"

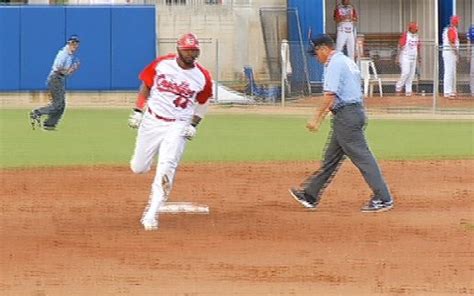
(331, 102), (362, 114)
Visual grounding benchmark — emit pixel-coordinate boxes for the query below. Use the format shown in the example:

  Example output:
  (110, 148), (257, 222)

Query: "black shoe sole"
(289, 189), (316, 209)
(360, 204), (394, 213)
(28, 112), (40, 130)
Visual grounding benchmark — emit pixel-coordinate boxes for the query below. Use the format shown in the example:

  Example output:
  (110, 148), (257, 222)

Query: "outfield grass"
(0, 109), (473, 168)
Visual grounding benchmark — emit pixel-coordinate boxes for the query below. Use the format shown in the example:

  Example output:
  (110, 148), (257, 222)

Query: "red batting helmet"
(451, 15), (460, 26)
(177, 33), (200, 50)
(408, 22), (418, 32)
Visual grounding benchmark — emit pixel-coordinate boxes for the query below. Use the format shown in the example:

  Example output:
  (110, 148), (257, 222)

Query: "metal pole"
(215, 38), (219, 102)
(433, 0), (439, 114)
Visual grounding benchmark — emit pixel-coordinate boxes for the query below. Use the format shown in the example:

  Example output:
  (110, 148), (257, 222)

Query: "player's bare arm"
(306, 92), (335, 133)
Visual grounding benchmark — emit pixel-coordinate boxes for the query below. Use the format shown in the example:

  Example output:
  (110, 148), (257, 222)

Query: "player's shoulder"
(195, 63), (212, 79)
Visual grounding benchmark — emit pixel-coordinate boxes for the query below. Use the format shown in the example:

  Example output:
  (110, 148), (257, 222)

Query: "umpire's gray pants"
(36, 74), (66, 127)
(303, 104), (392, 202)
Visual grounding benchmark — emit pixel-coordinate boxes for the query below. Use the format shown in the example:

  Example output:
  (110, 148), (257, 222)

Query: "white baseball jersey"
(442, 26), (459, 51)
(140, 53), (213, 121)
(334, 4), (357, 33)
(399, 32), (419, 58)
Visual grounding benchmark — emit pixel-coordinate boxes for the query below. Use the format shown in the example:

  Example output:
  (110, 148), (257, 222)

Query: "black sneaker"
(289, 188), (318, 209)
(42, 125), (57, 131)
(361, 199), (394, 213)
(28, 111), (41, 130)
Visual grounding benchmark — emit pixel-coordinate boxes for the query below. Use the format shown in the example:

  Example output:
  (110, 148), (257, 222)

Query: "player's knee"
(130, 161), (150, 174)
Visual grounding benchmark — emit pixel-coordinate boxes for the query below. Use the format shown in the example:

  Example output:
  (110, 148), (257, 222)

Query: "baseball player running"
(128, 33), (213, 231)
(289, 35), (394, 213)
(395, 22), (421, 96)
(333, 0), (358, 61)
(29, 35), (80, 131)
(442, 16), (460, 98)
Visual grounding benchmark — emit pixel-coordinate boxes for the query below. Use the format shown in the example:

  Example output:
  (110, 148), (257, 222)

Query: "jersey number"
(173, 96), (190, 109)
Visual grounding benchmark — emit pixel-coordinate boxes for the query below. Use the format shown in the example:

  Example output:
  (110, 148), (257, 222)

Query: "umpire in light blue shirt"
(289, 34), (394, 212)
(29, 35), (81, 131)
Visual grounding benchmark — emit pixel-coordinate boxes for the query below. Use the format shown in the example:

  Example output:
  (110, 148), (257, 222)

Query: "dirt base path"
(1, 160), (473, 295)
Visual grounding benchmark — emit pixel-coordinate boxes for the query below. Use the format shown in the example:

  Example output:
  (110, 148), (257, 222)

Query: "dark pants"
(35, 74), (66, 127)
(302, 104), (392, 202)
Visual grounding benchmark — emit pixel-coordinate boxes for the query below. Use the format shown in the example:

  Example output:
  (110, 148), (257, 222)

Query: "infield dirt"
(1, 160), (473, 295)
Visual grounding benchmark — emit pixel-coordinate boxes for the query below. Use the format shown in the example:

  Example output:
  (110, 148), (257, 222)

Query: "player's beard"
(178, 51), (198, 68)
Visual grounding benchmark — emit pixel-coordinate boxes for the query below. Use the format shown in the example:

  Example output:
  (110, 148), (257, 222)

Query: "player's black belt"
(147, 108), (176, 122)
(331, 102), (362, 114)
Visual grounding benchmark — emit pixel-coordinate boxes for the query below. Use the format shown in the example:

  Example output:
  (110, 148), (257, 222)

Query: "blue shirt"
(468, 25), (474, 42)
(48, 45), (79, 78)
(323, 52), (363, 110)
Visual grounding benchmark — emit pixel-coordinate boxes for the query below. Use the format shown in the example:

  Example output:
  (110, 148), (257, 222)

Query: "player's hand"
(182, 125), (197, 140)
(128, 108), (143, 129)
(306, 119), (321, 133)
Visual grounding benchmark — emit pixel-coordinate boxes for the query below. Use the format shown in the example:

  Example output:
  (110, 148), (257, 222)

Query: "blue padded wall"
(0, 5), (155, 91)
(66, 6), (111, 90)
(0, 7), (21, 91)
(111, 7), (156, 90)
(20, 6), (66, 90)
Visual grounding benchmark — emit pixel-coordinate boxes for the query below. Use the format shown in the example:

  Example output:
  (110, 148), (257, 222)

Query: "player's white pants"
(130, 112), (188, 222)
(396, 55), (417, 95)
(336, 31), (355, 60)
(442, 51), (457, 96)
(470, 45), (474, 96)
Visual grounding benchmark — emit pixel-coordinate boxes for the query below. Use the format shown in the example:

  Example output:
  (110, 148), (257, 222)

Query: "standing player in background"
(29, 35), (80, 131)
(468, 24), (474, 97)
(289, 35), (393, 213)
(128, 33), (213, 230)
(333, 0), (358, 61)
(395, 22), (421, 97)
(442, 16), (460, 98)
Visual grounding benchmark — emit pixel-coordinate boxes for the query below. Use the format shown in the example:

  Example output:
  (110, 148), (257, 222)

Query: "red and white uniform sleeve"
(139, 53), (213, 122)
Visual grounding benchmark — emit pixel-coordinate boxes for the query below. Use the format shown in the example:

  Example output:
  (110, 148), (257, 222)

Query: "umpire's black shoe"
(289, 188), (318, 209)
(28, 111), (41, 130)
(361, 199), (394, 213)
(42, 125), (57, 131)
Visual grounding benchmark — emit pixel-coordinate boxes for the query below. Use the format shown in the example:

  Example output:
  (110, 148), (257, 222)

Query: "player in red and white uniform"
(395, 22), (421, 96)
(128, 33), (213, 230)
(333, 0), (358, 60)
(442, 16), (460, 98)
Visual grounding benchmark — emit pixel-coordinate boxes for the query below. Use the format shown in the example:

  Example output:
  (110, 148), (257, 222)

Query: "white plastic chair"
(359, 58), (383, 97)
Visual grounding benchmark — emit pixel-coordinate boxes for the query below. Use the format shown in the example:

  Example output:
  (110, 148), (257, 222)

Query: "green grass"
(0, 109), (473, 168)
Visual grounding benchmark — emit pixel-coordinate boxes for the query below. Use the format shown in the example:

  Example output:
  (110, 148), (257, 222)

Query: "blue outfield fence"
(0, 5), (156, 91)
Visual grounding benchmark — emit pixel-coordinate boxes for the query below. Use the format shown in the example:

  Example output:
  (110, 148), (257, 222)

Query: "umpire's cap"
(307, 34), (335, 55)
(67, 35), (80, 44)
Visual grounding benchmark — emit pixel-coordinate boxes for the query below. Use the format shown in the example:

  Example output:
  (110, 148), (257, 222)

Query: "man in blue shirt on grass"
(29, 35), (81, 131)
(289, 35), (394, 213)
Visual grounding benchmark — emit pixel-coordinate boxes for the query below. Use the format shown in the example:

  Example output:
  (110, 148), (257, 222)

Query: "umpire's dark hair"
(307, 34), (335, 55)
(311, 34), (335, 48)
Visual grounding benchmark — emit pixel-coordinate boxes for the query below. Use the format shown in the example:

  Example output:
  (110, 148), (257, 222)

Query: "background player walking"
(29, 35), (80, 131)
(333, 0), (358, 61)
(442, 16), (460, 98)
(289, 35), (393, 213)
(128, 33), (213, 231)
(395, 22), (421, 97)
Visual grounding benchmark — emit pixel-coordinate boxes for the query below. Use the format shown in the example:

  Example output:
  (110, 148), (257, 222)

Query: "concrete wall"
(156, 0), (286, 82)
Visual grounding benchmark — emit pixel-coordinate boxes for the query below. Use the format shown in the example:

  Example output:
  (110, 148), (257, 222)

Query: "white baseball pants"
(396, 55), (417, 95)
(130, 112), (188, 222)
(442, 51), (457, 96)
(336, 31), (355, 60)
(470, 46), (474, 96)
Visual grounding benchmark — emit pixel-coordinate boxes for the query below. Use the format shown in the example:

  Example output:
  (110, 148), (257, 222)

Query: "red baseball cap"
(451, 15), (460, 26)
(177, 33), (200, 50)
(408, 22), (418, 32)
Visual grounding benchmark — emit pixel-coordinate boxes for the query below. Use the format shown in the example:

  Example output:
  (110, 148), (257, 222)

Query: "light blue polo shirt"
(323, 52), (363, 110)
(48, 45), (79, 78)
